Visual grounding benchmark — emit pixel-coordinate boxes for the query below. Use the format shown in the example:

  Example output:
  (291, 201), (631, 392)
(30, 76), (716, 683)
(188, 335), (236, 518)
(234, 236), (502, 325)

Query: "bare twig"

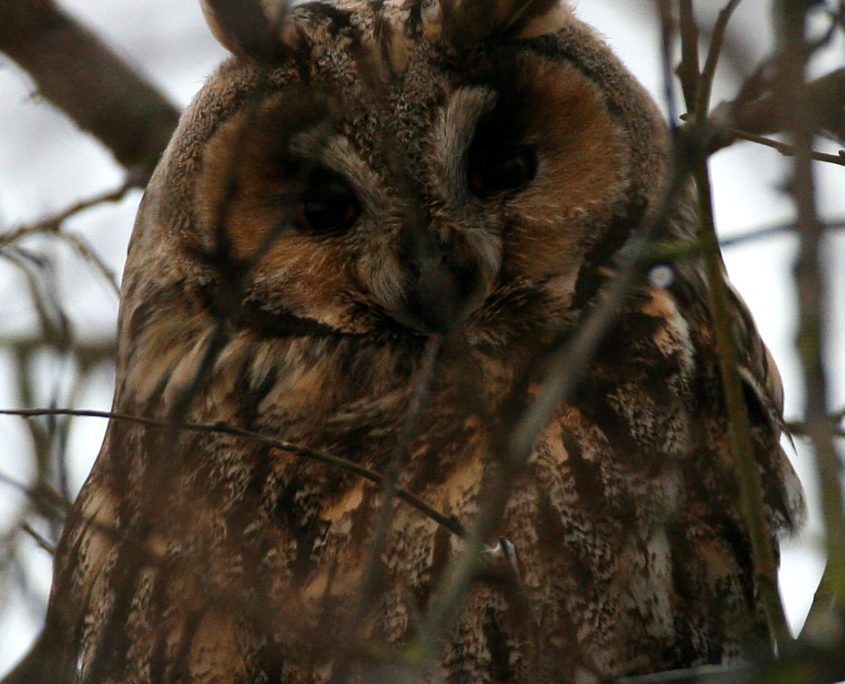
(53, 230), (121, 295)
(0, 407), (469, 541)
(676, 1), (700, 110)
(0, 180), (135, 247)
(2, 249), (72, 349)
(332, 334), (443, 684)
(679, 0), (790, 646)
(0, 179), (134, 295)
(1, 335), (115, 370)
(786, 405), (845, 439)
(719, 218), (845, 248)
(728, 129), (845, 166)
(20, 523), (56, 556)
(656, 0), (681, 130)
(696, 0), (741, 115)
(693, 158), (791, 645)
(777, 0), (845, 644)
(0, 471), (71, 520)
(353, 337), (442, 608)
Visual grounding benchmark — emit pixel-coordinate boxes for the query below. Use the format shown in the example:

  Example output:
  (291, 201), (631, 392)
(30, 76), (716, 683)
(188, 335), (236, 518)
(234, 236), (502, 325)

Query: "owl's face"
(139, 0), (668, 350)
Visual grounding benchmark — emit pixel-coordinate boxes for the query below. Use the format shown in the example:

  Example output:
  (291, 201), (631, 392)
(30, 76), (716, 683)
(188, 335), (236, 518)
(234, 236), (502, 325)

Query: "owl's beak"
(398, 229), (486, 334)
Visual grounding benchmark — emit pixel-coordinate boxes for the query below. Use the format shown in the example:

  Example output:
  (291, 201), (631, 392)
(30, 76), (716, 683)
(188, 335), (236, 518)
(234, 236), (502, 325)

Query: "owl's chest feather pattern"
(50, 283), (784, 683)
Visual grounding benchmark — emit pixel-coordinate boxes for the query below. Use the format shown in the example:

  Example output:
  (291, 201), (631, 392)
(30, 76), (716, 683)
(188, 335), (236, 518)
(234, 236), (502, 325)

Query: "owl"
(16, 0), (804, 682)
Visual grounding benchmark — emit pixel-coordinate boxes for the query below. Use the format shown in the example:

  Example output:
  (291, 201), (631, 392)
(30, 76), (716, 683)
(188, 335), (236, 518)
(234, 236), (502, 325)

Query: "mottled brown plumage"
(35, 1), (803, 682)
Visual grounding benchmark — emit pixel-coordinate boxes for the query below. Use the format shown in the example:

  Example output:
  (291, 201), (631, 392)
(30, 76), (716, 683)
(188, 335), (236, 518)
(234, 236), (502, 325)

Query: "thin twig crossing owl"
(20, 1), (804, 682)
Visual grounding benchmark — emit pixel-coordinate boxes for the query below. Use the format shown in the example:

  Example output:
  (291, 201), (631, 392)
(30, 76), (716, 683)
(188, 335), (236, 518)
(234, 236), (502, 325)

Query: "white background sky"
(0, 0), (843, 675)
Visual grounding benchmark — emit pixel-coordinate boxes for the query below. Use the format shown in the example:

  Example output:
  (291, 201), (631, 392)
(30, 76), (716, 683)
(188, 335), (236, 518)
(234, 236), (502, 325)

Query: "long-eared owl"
(22, 0), (804, 682)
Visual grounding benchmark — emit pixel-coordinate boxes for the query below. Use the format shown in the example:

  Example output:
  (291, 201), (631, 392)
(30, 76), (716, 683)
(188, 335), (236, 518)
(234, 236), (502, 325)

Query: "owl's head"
(126, 0), (670, 353)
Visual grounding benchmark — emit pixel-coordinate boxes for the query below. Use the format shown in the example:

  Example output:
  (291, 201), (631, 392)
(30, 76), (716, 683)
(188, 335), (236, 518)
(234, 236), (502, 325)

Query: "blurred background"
(0, 0), (842, 675)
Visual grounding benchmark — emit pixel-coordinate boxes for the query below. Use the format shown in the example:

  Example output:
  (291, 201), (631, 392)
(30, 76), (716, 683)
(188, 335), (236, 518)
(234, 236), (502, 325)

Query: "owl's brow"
(0, 407), (470, 540)
(288, 126), (383, 198)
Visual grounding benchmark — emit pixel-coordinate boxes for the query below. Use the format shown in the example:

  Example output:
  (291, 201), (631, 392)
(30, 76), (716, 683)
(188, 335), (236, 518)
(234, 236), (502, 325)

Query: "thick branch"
(710, 69), (845, 155)
(733, 68), (845, 143)
(0, 0), (180, 182)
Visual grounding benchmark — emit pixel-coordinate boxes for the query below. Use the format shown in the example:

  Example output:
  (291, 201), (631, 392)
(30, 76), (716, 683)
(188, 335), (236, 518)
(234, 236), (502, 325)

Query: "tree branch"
(731, 68), (845, 144)
(0, 0), (180, 182)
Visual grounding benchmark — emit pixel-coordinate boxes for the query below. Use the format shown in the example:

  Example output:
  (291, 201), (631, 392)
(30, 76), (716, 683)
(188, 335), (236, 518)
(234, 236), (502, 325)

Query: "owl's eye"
(296, 176), (361, 235)
(467, 144), (537, 198)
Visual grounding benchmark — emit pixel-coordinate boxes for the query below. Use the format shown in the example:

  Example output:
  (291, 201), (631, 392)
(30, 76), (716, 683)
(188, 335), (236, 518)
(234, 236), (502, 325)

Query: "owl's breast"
(54, 278), (781, 682)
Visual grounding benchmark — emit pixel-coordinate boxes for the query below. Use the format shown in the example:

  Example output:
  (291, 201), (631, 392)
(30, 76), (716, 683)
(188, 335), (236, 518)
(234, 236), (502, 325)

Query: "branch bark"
(731, 68), (845, 143)
(0, 0), (180, 182)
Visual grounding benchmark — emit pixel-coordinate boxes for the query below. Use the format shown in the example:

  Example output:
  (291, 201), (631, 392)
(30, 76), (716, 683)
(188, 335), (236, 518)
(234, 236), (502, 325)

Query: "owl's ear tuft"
(424, 0), (573, 47)
(200, 0), (288, 59)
